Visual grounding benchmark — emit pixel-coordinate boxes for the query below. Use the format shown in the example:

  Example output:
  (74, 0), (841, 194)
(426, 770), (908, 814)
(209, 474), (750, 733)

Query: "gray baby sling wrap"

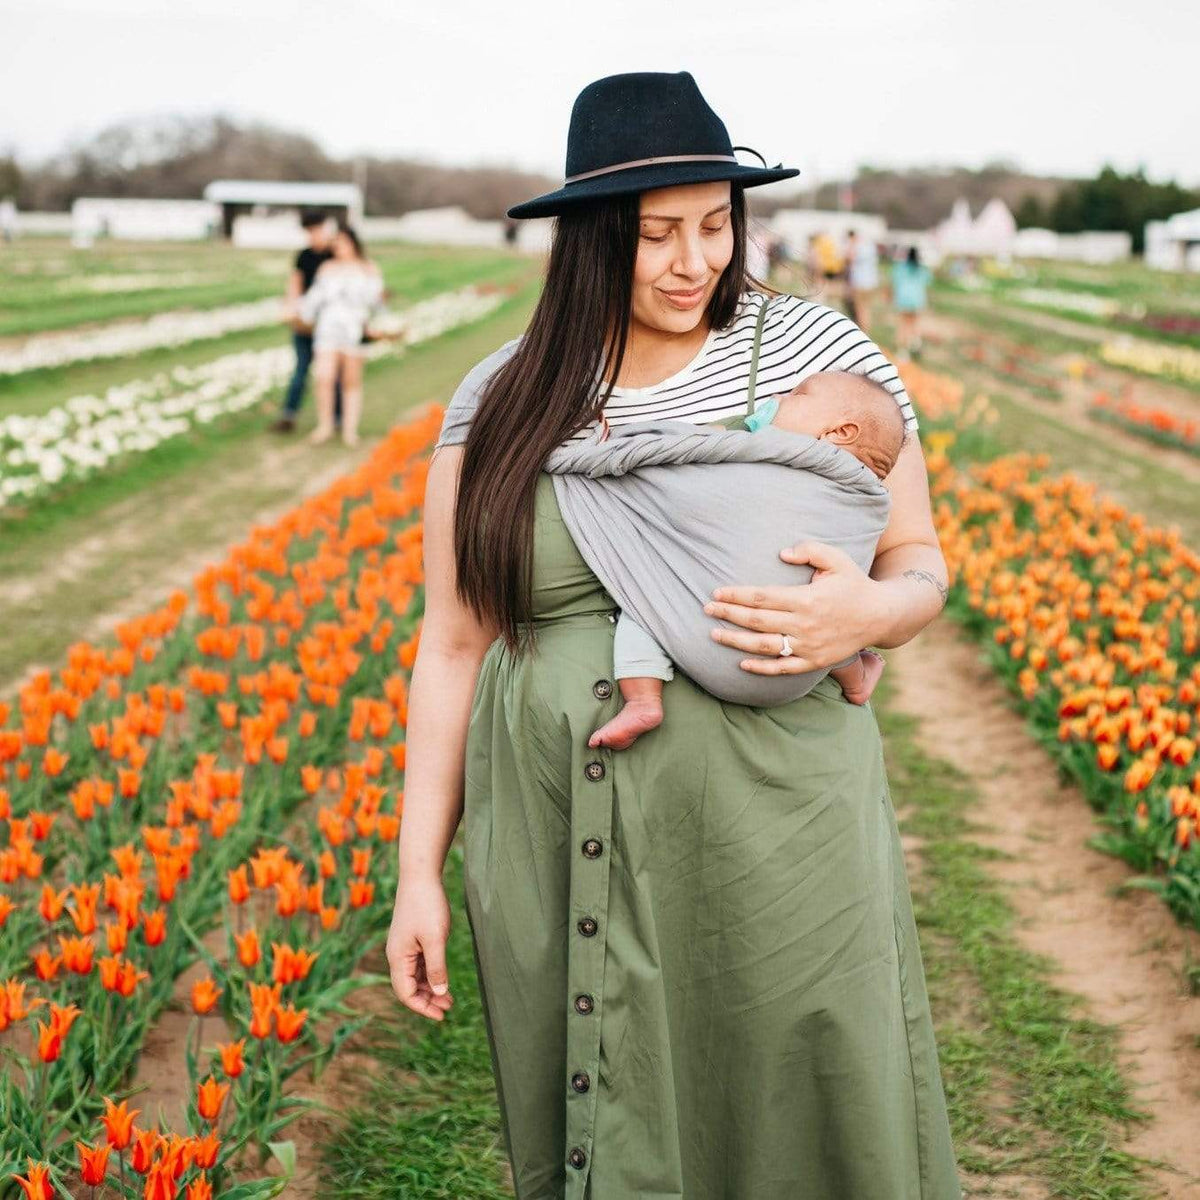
(542, 295), (893, 706)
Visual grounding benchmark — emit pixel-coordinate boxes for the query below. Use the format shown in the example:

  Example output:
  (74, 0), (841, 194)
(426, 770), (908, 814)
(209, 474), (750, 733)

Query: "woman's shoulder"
(460, 335), (522, 390)
(734, 288), (835, 331)
(725, 290), (860, 353)
(435, 335), (523, 449)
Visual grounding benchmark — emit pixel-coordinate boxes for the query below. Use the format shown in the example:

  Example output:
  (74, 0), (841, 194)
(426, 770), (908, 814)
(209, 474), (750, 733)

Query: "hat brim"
(507, 162), (801, 219)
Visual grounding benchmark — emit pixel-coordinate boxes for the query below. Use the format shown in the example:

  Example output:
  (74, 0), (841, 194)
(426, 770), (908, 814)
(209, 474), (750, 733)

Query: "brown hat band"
(564, 153), (740, 184)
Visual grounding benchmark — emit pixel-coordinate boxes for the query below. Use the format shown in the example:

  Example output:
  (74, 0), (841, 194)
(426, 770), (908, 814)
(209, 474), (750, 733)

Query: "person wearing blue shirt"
(889, 246), (932, 359)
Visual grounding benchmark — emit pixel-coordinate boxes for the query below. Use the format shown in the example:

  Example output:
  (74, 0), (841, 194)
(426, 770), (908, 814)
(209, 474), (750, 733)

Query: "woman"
(297, 220), (383, 446)
(891, 245), (934, 360)
(845, 228), (881, 332)
(387, 71), (961, 1200)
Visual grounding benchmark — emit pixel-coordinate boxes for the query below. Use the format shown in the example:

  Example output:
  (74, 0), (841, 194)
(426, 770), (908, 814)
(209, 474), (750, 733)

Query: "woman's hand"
(386, 877), (455, 1021)
(703, 541), (889, 675)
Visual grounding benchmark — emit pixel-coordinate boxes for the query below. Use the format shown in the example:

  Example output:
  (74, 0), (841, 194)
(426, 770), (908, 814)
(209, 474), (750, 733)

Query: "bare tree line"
(11, 113), (1178, 236)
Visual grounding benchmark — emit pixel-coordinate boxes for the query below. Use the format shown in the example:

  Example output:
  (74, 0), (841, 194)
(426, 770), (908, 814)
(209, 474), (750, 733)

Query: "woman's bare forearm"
(868, 540), (949, 650)
(396, 639), (490, 885)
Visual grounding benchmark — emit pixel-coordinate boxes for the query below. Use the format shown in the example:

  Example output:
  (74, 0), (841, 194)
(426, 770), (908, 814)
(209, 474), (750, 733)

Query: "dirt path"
(889, 621), (1200, 1199)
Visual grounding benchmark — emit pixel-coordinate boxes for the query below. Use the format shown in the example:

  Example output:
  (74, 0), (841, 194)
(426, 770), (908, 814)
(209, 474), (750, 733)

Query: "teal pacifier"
(743, 395), (779, 432)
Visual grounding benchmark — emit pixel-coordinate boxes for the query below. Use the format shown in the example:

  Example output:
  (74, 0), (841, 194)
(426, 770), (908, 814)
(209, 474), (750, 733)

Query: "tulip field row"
(0, 286), (504, 511)
(1, 406), (442, 1197)
(906, 360), (1200, 934)
(0, 300), (287, 378)
(1089, 392), (1200, 457)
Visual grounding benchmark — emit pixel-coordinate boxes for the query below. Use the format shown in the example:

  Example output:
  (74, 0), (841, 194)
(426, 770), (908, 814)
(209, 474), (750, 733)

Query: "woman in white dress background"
(297, 222), (384, 446)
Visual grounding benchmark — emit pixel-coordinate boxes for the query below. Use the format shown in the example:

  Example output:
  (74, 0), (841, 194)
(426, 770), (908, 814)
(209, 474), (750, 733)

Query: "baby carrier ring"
(778, 634), (794, 657)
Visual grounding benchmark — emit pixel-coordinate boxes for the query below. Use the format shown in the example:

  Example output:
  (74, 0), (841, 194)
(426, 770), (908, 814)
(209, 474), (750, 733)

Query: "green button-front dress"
(460, 470), (963, 1199)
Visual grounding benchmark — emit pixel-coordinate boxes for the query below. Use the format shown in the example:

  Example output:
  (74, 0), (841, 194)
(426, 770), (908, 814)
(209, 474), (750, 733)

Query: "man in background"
(270, 210), (342, 433)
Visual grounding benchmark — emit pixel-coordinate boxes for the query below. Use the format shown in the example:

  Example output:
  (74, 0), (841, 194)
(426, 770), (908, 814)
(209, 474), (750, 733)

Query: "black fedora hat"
(507, 71), (800, 219)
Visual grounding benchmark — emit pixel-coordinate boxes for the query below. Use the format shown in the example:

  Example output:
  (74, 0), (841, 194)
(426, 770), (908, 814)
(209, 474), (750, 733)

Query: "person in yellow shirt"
(807, 231), (845, 308)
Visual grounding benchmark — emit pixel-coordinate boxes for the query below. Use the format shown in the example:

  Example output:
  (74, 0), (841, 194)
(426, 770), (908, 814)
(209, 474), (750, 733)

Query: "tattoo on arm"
(901, 568), (949, 609)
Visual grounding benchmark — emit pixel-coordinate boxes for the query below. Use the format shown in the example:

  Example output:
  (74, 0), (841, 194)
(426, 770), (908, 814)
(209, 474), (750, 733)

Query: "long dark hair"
(454, 181), (775, 651)
(335, 219), (367, 259)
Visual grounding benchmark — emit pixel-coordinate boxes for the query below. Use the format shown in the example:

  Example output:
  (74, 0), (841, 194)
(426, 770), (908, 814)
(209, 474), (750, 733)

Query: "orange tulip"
(191, 1129), (221, 1170)
(130, 1127), (160, 1174)
(12, 1159), (54, 1200)
(191, 978), (221, 1015)
(101, 1096), (140, 1150)
(41, 748), (68, 777)
(35, 1003), (80, 1063)
(142, 1160), (177, 1200)
(142, 908), (167, 946)
(218, 1038), (246, 1078)
(196, 1076), (230, 1122)
(38, 885), (68, 922)
(186, 1175), (214, 1200)
(76, 1140), (111, 1185)
(275, 1003), (308, 1043)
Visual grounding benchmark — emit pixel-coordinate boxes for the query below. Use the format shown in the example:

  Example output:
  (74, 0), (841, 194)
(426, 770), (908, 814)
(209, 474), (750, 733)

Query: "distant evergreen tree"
(1049, 166), (1199, 251)
(1014, 194), (1047, 228)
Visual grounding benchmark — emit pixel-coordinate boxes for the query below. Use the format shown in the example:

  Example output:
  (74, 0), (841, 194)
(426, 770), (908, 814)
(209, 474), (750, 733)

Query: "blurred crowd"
(752, 227), (932, 361)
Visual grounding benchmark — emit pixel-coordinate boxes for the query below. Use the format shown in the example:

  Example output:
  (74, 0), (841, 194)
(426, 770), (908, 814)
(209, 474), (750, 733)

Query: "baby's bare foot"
(588, 697), (664, 750)
(837, 650), (886, 705)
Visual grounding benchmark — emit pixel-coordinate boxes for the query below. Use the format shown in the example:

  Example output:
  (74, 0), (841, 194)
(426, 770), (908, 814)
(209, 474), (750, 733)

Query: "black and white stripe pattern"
(435, 291), (917, 451)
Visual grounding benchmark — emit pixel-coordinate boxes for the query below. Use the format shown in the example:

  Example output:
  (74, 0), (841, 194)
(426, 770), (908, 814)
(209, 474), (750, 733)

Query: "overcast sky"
(5, 0), (1199, 188)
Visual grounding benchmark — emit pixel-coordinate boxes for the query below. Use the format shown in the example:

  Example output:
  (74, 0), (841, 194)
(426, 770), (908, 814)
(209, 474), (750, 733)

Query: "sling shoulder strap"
(745, 293), (779, 419)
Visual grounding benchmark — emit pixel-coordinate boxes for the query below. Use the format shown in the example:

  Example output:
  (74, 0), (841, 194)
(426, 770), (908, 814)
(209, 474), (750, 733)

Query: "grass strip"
(316, 848), (512, 1199)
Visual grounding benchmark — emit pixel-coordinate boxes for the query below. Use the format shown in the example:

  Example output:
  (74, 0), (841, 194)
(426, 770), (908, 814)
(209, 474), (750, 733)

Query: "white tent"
(934, 197), (1016, 259)
(1145, 208), (1200, 271)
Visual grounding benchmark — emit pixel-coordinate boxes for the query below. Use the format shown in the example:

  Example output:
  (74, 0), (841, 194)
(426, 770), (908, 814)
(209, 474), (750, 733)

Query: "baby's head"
(775, 372), (907, 479)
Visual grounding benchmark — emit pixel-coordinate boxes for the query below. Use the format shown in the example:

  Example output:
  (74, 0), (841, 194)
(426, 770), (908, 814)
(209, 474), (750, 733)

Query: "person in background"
(845, 228), (880, 331)
(889, 246), (933, 359)
(298, 221), (384, 447)
(270, 210), (343, 433)
(807, 230), (845, 308)
(0, 199), (16, 244)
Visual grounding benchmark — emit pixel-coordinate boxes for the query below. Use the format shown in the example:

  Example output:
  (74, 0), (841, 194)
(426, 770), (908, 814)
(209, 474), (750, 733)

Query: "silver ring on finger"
(778, 634), (794, 658)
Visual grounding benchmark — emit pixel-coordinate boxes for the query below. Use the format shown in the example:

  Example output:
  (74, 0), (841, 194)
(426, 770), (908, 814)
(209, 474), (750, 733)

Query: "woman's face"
(631, 180), (734, 336)
(332, 231), (357, 260)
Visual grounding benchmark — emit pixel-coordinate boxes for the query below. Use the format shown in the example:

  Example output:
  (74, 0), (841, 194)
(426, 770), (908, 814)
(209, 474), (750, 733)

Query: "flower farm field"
(2, 243), (1200, 1198)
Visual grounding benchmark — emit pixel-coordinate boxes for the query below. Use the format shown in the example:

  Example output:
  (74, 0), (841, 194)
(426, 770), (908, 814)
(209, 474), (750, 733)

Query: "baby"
(588, 370), (908, 750)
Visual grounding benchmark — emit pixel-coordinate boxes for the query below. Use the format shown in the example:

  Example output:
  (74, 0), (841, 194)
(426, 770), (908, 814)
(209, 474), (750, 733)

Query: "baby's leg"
(829, 649), (886, 706)
(588, 613), (672, 750)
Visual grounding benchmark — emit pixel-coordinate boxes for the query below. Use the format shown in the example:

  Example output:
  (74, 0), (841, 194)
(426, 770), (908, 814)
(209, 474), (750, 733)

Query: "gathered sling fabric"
(542, 295), (891, 703)
(439, 293), (963, 1200)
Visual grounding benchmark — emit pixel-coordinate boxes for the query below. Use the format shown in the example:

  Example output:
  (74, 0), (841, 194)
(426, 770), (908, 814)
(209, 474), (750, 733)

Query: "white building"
(202, 180), (364, 246)
(71, 197), (220, 243)
(1012, 227), (1132, 264)
(1145, 209), (1200, 271)
(359, 205), (552, 255)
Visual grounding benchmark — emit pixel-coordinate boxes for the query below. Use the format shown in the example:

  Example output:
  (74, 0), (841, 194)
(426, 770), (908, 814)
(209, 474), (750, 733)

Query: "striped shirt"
(435, 290), (917, 450)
